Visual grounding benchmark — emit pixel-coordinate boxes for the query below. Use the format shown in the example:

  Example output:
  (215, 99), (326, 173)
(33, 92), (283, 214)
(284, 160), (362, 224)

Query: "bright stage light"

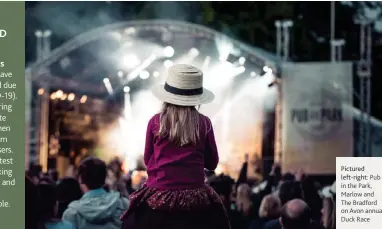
(56, 90), (63, 99)
(164, 60), (173, 68)
(204, 61), (245, 90)
(239, 57), (246, 65)
(251, 72), (257, 77)
(189, 48), (199, 57)
(38, 88), (44, 95)
(124, 86), (130, 93)
(127, 54), (157, 82)
(163, 46), (174, 57)
(35, 30), (42, 37)
(123, 54), (140, 69)
(103, 78), (114, 94)
(61, 93), (67, 100)
(43, 30), (52, 37)
(215, 164), (225, 175)
(50, 93), (56, 100)
(139, 70), (150, 80)
(263, 65), (272, 73)
(80, 95), (87, 103)
(216, 38), (233, 62)
(118, 71), (124, 77)
(153, 71), (160, 78)
(68, 93), (75, 101)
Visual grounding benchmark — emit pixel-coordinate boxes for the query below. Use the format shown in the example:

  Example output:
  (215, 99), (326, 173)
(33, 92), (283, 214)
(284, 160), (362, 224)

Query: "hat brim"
(152, 84), (215, 106)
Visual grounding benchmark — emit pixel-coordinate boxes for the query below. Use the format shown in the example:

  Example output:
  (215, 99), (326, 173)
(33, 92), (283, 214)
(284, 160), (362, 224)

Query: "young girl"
(121, 64), (230, 229)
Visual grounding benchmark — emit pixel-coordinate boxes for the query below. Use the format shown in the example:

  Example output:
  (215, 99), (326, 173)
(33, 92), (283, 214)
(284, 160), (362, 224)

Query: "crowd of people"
(207, 160), (336, 229)
(25, 156), (336, 229)
(25, 64), (337, 229)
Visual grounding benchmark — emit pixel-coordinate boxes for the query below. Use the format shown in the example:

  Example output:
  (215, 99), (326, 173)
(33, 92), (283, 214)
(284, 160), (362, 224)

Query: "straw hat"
(152, 64), (214, 106)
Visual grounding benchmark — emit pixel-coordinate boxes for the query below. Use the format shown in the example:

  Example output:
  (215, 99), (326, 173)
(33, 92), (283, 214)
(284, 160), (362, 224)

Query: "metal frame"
(273, 20), (293, 163)
(26, 20), (282, 170)
(28, 20), (279, 77)
(274, 16), (373, 163)
(357, 21), (372, 157)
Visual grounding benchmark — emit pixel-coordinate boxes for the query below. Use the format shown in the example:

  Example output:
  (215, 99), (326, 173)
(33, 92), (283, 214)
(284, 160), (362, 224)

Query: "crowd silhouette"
(26, 156), (336, 229)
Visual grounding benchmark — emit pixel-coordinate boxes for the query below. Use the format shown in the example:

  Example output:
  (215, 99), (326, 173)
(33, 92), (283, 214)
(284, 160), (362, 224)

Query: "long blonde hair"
(259, 194), (281, 218)
(158, 102), (201, 146)
(236, 184), (253, 215)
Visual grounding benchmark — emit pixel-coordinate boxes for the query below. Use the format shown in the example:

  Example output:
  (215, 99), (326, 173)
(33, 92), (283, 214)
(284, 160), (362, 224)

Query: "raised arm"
(204, 119), (219, 170)
(143, 118), (154, 166)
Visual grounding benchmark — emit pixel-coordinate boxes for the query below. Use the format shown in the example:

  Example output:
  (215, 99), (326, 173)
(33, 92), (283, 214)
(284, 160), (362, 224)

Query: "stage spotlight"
(124, 86), (130, 93)
(43, 30), (52, 37)
(164, 60), (174, 68)
(263, 66), (272, 73)
(35, 30), (42, 37)
(123, 54), (140, 69)
(61, 94), (67, 100)
(103, 78), (110, 83)
(80, 95), (87, 103)
(250, 72), (257, 77)
(68, 93), (75, 101)
(164, 46), (174, 57)
(56, 90), (63, 99)
(50, 93), (56, 100)
(239, 57), (246, 65)
(189, 48), (199, 57)
(38, 88), (44, 95)
(139, 70), (150, 80)
(118, 71), (124, 77)
(127, 54), (156, 81)
(153, 71), (160, 78)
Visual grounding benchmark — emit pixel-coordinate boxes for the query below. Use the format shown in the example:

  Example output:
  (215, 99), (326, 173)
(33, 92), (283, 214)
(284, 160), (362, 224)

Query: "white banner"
(281, 62), (353, 174)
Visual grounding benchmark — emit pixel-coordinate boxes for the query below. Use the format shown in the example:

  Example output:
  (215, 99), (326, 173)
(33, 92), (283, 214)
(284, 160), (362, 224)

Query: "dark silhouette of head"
(280, 199), (311, 229)
(282, 173), (295, 182)
(208, 174), (235, 207)
(77, 157), (107, 192)
(108, 157), (123, 179)
(37, 178), (58, 223)
(26, 176), (39, 229)
(56, 177), (83, 218)
(279, 181), (303, 206)
(301, 178), (323, 221)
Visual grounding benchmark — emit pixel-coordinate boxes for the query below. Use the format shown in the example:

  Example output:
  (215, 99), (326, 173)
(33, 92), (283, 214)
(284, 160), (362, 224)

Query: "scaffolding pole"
(273, 20), (293, 164)
(32, 30), (52, 170)
(39, 88), (50, 173)
(330, 1), (336, 62)
(357, 21), (372, 157)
